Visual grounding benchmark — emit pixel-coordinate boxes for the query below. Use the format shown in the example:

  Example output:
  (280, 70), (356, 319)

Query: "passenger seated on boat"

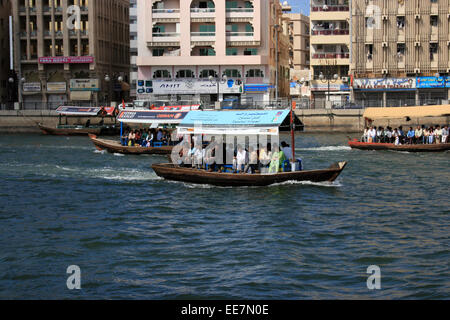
(384, 127), (393, 143)
(128, 130), (136, 146)
(415, 126), (423, 144)
(245, 146), (259, 174)
(259, 144), (272, 173)
(135, 130), (142, 145)
(234, 145), (247, 173)
(434, 126), (442, 144)
(376, 127), (383, 143)
(427, 127), (435, 144)
(407, 127), (415, 145)
(281, 141), (293, 162)
(398, 126), (405, 144)
(156, 129), (164, 142)
(441, 126), (448, 143)
(368, 127), (376, 143)
(362, 127), (369, 143)
(85, 119), (91, 128)
(393, 129), (401, 145)
(268, 144), (286, 174)
(121, 130), (129, 146)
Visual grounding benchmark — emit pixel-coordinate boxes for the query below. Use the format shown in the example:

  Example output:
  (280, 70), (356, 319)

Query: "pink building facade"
(136, 0), (284, 105)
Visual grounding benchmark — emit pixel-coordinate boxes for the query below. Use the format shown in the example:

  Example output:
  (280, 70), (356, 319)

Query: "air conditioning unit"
(415, 14), (421, 20)
(415, 41), (421, 47)
(382, 42), (388, 47)
(414, 68), (421, 74)
(382, 69), (388, 75)
(382, 15), (388, 21)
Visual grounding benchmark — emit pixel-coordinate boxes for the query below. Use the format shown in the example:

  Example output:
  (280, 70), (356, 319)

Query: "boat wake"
(270, 180), (343, 188)
(297, 146), (351, 152)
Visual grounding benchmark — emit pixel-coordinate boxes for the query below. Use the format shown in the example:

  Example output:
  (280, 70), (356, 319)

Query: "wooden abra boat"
(348, 139), (450, 152)
(39, 123), (103, 136)
(89, 134), (173, 155)
(152, 162), (347, 187)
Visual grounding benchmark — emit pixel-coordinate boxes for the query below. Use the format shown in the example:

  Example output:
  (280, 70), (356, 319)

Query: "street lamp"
(319, 71), (339, 105)
(104, 75), (111, 104)
(209, 74), (228, 106)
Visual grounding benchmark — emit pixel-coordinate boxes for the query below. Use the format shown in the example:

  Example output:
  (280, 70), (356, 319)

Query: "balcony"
(152, 8), (180, 21)
(148, 33), (181, 47)
(191, 32), (216, 43)
(226, 31), (254, 42)
(311, 29), (349, 36)
(312, 53), (349, 59)
(226, 8), (254, 19)
(311, 5), (349, 12)
(191, 7), (215, 19)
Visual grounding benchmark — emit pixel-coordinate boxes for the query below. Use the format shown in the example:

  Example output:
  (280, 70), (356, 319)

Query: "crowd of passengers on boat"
(362, 125), (449, 145)
(120, 128), (172, 147)
(175, 139), (301, 174)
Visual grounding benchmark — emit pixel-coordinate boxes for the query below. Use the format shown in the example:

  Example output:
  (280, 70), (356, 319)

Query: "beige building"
(136, 0), (290, 106)
(352, 0), (450, 107)
(1, 0), (12, 106)
(310, 0), (351, 108)
(282, 4), (311, 98)
(12, 0), (130, 109)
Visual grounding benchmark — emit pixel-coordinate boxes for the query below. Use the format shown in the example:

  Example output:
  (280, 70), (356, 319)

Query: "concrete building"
(136, 0), (290, 106)
(282, 3), (311, 99)
(12, 0), (130, 109)
(0, 0), (12, 106)
(130, 0), (138, 100)
(310, 0), (351, 108)
(352, 0), (450, 108)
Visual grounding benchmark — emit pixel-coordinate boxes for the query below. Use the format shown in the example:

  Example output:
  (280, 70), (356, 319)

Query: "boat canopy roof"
(116, 110), (189, 124)
(177, 110), (301, 136)
(364, 105), (450, 120)
(56, 106), (102, 116)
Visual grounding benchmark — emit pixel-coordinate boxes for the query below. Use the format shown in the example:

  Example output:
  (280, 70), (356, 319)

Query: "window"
(199, 48), (216, 56)
(226, 48), (238, 56)
(223, 69), (241, 78)
(153, 48), (164, 56)
(246, 69), (264, 78)
(153, 70), (171, 78)
(243, 48), (257, 55)
(199, 24), (215, 35)
(199, 69), (218, 78)
(176, 70), (195, 78)
(430, 15), (438, 27)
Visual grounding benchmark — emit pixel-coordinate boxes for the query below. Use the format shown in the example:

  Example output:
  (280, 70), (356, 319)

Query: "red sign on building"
(38, 56), (94, 64)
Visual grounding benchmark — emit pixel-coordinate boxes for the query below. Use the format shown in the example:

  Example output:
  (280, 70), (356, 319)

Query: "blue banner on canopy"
(180, 110), (291, 127)
(416, 76), (450, 88)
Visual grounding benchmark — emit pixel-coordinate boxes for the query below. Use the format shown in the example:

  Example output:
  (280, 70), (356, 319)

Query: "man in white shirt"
(368, 127), (377, 143)
(235, 145), (247, 173)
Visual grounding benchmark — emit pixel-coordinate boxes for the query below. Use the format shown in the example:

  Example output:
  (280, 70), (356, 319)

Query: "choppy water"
(0, 133), (448, 299)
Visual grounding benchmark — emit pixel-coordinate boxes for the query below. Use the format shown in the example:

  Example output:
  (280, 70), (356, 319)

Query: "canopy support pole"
(291, 101), (296, 167)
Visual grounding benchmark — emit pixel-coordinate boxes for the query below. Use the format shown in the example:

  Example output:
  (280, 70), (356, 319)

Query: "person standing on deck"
(281, 141), (293, 162)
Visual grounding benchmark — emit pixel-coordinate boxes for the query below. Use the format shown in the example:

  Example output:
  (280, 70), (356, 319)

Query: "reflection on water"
(0, 133), (448, 299)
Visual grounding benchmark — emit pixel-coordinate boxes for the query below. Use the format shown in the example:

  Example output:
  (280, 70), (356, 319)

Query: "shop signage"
(137, 79), (243, 95)
(353, 78), (416, 90)
(70, 79), (100, 91)
(39, 56), (94, 64)
(416, 76), (450, 89)
(46, 82), (67, 92)
(23, 82), (41, 92)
